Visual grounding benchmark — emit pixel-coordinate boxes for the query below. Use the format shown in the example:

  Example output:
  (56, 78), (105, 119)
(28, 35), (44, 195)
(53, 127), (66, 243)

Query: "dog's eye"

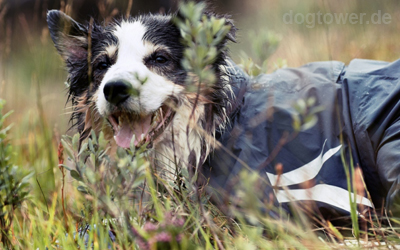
(155, 56), (168, 64)
(97, 62), (110, 70)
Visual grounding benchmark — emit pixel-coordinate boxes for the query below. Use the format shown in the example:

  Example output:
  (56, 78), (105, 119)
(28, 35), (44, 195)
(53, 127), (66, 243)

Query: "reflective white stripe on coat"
(267, 141), (342, 187)
(265, 140), (374, 212)
(274, 184), (374, 212)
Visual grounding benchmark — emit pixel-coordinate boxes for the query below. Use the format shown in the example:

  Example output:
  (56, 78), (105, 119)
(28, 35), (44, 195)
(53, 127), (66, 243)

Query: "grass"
(1, 0), (400, 249)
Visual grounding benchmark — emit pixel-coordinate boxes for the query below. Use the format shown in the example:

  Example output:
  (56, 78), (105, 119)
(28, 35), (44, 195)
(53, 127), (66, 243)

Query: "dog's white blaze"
(97, 20), (183, 116)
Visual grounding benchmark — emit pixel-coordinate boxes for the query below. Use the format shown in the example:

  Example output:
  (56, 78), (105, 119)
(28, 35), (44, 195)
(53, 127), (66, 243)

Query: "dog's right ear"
(47, 10), (88, 61)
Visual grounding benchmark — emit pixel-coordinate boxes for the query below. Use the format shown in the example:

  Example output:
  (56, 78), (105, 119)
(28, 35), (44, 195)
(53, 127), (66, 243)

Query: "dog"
(47, 8), (237, 180)
(48, 7), (400, 219)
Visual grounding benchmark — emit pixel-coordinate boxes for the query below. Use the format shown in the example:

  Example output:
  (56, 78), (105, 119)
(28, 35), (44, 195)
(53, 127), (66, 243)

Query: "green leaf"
(59, 164), (72, 171)
(294, 99), (307, 114)
(292, 113), (301, 132)
(98, 132), (107, 149)
(72, 133), (80, 152)
(78, 142), (88, 156)
(88, 139), (94, 152)
(309, 105), (325, 115)
(90, 153), (96, 167)
(20, 172), (34, 184)
(91, 130), (97, 144)
(70, 170), (83, 182)
(307, 97), (316, 106)
(77, 185), (89, 194)
(301, 115), (318, 131)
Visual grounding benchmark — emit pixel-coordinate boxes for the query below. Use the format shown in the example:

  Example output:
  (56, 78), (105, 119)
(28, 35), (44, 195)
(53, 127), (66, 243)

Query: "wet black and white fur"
(47, 9), (236, 178)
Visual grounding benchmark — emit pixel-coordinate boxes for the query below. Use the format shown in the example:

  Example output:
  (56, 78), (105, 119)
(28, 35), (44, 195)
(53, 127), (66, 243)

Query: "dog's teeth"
(141, 134), (145, 141)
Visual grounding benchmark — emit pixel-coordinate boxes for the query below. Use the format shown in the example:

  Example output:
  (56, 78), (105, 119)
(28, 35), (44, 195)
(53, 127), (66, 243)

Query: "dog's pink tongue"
(114, 115), (152, 148)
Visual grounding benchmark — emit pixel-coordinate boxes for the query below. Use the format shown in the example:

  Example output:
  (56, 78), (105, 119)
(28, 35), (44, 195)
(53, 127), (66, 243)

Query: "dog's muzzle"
(102, 80), (175, 149)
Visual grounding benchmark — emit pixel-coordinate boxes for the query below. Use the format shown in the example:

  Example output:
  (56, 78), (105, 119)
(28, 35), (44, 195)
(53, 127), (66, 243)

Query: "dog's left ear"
(47, 10), (88, 61)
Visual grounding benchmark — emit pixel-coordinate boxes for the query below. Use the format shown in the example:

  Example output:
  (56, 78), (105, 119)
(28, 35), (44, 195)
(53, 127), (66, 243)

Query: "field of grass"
(1, 0), (400, 249)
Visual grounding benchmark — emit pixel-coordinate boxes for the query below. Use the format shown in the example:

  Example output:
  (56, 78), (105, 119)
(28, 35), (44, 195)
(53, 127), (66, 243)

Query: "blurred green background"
(0, 0), (399, 193)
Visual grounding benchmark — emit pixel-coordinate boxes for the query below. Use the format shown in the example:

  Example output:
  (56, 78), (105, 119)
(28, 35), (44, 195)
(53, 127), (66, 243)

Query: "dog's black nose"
(103, 81), (131, 105)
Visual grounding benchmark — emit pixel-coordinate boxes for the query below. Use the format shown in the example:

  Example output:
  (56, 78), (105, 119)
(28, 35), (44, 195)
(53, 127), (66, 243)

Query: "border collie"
(48, 6), (400, 218)
(47, 8), (236, 180)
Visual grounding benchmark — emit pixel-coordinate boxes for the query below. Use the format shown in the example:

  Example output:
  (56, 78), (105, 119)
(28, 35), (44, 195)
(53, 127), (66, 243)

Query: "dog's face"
(48, 10), (235, 165)
(48, 12), (188, 148)
(97, 16), (192, 148)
